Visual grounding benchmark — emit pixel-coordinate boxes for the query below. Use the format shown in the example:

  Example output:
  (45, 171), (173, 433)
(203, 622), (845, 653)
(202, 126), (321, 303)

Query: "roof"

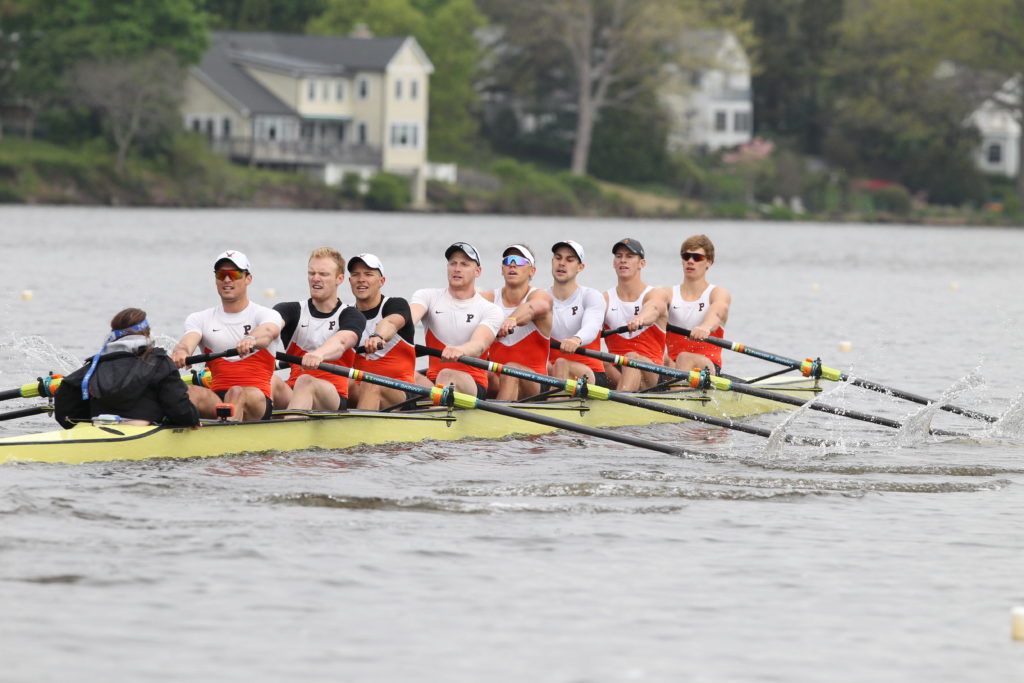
(193, 31), (423, 116)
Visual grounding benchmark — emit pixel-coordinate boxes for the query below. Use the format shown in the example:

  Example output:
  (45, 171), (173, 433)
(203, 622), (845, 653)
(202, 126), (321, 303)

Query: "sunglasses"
(502, 255), (531, 267)
(681, 252), (707, 262)
(215, 268), (247, 280)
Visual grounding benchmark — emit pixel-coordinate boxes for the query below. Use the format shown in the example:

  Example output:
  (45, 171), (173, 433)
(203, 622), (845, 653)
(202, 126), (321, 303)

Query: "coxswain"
(171, 250), (283, 421)
(346, 253), (417, 410)
(480, 244), (552, 400)
(546, 240), (607, 387)
(273, 247), (365, 414)
(55, 308), (199, 428)
(602, 238), (669, 391)
(661, 234), (731, 375)
(409, 242), (503, 398)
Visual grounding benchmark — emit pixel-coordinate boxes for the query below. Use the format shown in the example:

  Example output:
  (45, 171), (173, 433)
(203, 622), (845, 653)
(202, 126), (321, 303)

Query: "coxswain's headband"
(80, 319), (151, 399)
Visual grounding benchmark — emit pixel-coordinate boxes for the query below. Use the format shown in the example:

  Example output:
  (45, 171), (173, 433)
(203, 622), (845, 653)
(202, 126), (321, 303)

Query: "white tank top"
(491, 287), (540, 347)
(357, 296), (403, 360)
(290, 301), (351, 352)
(184, 302), (284, 360)
(604, 286), (653, 340)
(668, 284), (717, 329)
(410, 287), (503, 346)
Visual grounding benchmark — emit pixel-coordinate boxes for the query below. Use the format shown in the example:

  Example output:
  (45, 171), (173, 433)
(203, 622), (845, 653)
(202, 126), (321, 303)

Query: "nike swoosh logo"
(300, 324), (309, 327)
(212, 328), (221, 332)
(434, 310), (443, 314)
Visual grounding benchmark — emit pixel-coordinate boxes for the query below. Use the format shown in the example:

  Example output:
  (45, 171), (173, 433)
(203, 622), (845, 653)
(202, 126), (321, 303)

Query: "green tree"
(203, 0), (326, 31)
(308, 0), (484, 159)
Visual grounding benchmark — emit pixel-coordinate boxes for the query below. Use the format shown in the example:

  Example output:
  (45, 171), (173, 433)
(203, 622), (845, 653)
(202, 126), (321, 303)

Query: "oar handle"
(0, 405), (51, 422)
(600, 325), (631, 338)
(184, 349), (240, 365)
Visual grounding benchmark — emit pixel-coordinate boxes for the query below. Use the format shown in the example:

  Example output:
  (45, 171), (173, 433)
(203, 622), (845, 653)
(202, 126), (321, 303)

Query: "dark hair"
(110, 307), (148, 332)
(110, 307), (153, 359)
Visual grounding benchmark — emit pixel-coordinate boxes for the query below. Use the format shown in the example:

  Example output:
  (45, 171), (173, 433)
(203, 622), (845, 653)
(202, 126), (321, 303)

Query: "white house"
(182, 31), (434, 204)
(966, 75), (1021, 177)
(659, 29), (754, 152)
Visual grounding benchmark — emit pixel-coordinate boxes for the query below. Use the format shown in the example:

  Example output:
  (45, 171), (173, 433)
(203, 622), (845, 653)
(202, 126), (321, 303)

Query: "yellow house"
(182, 31), (434, 204)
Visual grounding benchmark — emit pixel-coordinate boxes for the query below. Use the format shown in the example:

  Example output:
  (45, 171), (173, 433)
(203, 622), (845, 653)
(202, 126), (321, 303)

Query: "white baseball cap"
(502, 244), (535, 265)
(347, 253), (384, 275)
(552, 240), (585, 263)
(214, 249), (252, 272)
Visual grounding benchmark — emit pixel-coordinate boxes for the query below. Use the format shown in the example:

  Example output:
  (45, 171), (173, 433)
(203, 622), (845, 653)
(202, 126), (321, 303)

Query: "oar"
(0, 405), (51, 422)
(666, 324), (998, 423)
(275, 352), (690, 457)
(0, 349), (235, 403)
(555, 341), (967, 438)
(421, 345), (835, 447)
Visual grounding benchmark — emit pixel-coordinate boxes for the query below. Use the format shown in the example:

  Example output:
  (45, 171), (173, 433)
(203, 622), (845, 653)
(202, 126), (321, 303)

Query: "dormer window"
(395, 79), (403, 99)
(410, 79), (419, 100)
(307, 80), (316, 101)
(358, 77), (370, 99)
(336, 81), (345, 101)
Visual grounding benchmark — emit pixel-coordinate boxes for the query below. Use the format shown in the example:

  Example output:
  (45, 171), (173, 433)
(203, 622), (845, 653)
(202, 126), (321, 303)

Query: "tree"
(67, 50), (185, 173)
(484, 0), (694, 175)
(204, 0), (327, 32)
(308, 0), (484, 159)
(3, 0), (208, 138)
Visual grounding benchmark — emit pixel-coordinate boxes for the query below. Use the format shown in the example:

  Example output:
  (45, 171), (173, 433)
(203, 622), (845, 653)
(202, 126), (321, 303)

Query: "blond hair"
(308, 247), (345, 274)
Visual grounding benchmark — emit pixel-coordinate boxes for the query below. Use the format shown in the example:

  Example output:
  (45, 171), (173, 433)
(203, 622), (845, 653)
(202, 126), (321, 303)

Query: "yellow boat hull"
(0, 378), (819, 465)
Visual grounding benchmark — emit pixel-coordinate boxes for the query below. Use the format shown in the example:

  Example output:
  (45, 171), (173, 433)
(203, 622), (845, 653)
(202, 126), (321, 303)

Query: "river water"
(1, 206), (1023, 681)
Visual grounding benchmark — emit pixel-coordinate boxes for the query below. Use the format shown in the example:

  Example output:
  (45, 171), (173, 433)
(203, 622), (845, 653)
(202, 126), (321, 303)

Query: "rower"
(662, 234), (731, 375)
(55, 308), (199, 428)
(409, 242), (503, 398)
(346, 253), (417, 410)
(480, 244), (552, 400)
(603, 238), (669, 391)
(171, 250), (283, 422)
(546, 240), (607, 387)
(272, 247), (365, 415)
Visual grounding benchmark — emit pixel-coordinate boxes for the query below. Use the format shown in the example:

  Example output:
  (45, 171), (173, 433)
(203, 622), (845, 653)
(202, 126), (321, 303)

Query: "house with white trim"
(660, 30), (753, 152)
(182, 31), (434, 203)
(966, 75), (1022, 177)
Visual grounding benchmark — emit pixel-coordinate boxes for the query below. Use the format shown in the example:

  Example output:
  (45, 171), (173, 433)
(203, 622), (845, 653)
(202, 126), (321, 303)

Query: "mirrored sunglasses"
(215, 268), (247, 280)
(502, 255), (531, 267)
(681, 252), (707, 262)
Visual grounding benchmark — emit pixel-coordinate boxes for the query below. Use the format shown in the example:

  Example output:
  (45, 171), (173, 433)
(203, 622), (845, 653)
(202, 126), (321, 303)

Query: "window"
(988, 143), (1003, 164)
(335, 81), (345, 101)
(395, 79), (403, 99)
(222, 117), (231, 138)
(734, 111), (751, 133)
(321, 81), (330, 101)
(205, 119), (215, 140)
(714, 111), (727, 132)
(338, 123), (346, 142)
(410, 79), (419, 100)
(191, 119), (201, 132)
(308, 80), (316, 101)
(358, 77), (369, 99)
(389, 123), (420, 148)
(358, 122), (367, 144)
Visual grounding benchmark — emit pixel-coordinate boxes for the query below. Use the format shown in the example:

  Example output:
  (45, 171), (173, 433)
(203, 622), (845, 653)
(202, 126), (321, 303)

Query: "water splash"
(988, 390), (1024, 439)
(764, 381), (852, 458)
(0, 333), (79, 375)
(895, 371), (983, 447)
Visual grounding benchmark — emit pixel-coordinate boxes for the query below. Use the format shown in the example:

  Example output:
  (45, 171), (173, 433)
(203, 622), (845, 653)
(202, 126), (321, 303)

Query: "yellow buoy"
(811, 283), (821, 292)
(950, 282), (960, 291)
(20, 290), (33, 301)
(1013, 606), (1024, 641)
(264, 288), (276, 298)
(838, 341), (853, 352)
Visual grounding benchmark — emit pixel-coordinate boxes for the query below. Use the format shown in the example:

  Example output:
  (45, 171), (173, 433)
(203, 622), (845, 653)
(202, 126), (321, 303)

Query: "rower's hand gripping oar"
(667, 324), (998, 423)
(275, 352), (689, 457)
(553, 340), (966, 437)
(422, 344), (836, 447)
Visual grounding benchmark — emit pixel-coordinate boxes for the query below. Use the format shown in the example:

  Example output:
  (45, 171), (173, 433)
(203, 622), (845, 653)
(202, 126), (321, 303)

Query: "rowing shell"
(0, 376), (819, 465)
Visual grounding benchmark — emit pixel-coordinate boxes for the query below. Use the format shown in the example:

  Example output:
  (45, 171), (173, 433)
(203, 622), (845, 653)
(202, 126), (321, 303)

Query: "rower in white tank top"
(667, 284), (717, 330)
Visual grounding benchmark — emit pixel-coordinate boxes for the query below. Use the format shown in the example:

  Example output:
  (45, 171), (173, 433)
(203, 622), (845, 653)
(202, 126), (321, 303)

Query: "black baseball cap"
(444, 242), (481, 265)
(612, 238), (645, 258)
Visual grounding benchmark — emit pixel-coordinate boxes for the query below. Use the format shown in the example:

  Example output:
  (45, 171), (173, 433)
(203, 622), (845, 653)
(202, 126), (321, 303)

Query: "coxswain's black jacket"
(54, 348), (199, 429)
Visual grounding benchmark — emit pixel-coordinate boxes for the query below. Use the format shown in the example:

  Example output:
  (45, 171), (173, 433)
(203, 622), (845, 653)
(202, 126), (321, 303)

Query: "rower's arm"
(375, 313), (406, 341)
(691, 287), (732, 341)
(171, 331), (202, 368)
(629, 288), (669, 330)
(409, 302), (427, 325)
(445, 324), (496, 360)
(512, 288), (552, 324)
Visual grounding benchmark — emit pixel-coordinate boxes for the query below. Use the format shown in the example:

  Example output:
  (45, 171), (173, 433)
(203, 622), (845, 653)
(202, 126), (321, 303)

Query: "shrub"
(340, 172), (362, 199)
(365, 172), (411, 211)
(870, 185), (912, 216)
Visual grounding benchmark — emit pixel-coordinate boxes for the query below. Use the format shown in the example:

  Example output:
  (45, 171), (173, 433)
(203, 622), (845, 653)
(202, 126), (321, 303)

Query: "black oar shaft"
(0, 406), (49, 422)
(275, 352), (684, 456)
(0, 387), (23, 401)
(184, 349), (240, 365)
(419, 345), (832, 447)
